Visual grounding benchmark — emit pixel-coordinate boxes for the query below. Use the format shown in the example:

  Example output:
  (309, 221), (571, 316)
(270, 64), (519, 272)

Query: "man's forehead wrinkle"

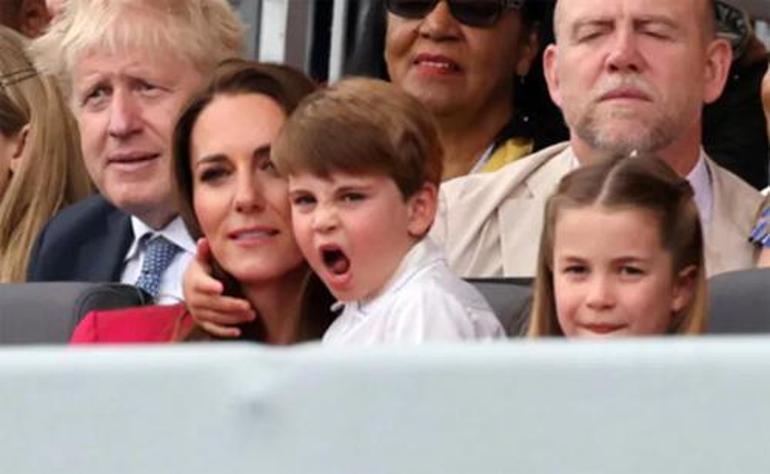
(556, 0), (696, 39)
(570, 15), (680, 33)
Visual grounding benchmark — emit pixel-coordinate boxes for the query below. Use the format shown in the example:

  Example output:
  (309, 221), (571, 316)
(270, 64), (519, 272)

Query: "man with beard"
(431, 0), (764, 278)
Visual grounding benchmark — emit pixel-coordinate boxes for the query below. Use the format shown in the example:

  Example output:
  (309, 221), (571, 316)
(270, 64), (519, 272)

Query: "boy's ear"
(671, 264), (698, 314)
(406, 182), (438, 238)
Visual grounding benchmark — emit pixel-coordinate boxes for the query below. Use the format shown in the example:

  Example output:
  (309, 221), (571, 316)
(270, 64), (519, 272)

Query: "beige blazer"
(704, 158), (764, 275)
(431, 142), (763, 278)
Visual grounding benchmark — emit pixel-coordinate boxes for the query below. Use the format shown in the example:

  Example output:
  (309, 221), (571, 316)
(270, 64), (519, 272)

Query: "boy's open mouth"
(321, 246), (350, 275)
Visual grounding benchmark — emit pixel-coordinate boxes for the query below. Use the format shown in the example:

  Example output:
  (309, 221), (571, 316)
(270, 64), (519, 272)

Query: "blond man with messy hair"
(31, 0), (243, 100)
(26, 0), (244, 303)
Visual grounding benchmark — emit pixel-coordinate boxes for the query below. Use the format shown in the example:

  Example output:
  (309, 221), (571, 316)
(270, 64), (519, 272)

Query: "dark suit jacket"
(26, 194), (133, 282)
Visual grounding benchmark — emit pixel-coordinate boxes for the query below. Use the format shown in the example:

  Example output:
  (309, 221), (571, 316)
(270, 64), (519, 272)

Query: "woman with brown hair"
(70, 59), (335, 343)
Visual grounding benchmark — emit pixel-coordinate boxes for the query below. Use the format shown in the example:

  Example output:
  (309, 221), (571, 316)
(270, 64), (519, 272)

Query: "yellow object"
(479, 137), (534, 173)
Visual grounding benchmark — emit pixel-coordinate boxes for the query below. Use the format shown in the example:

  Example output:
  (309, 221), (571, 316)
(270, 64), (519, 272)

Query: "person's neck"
(436, 98), (513, 180)
(133, 206), (177, 231)
(241, 266), (309, 345)
(570, 129), (703, 178)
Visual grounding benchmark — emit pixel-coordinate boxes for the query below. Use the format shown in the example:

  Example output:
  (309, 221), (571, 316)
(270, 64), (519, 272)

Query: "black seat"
(706, 268), (770, 334)
(0, 282), (152, 344)
(466, 278), (533, 337)
(343, 0), (388, 79)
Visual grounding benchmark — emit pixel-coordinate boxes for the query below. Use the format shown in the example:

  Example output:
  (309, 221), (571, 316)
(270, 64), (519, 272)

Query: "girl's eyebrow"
(555, 254), (585, 261)
(612, 255), (652, 264)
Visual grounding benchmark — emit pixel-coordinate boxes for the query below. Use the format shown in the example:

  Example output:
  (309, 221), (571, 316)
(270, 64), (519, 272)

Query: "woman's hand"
(183, 238), (256, 338)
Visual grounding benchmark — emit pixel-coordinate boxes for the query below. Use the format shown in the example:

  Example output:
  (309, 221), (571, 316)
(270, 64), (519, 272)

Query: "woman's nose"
(418, 0), (460, 40)
(234, 173), (265, 213)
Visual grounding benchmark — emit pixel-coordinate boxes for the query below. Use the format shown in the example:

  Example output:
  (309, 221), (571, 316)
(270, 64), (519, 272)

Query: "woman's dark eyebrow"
(195, 154), (228, 166)
(195, 144), (271, 165)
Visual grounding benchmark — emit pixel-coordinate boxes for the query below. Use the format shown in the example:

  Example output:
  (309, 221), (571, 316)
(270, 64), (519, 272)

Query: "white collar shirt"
(685, 151), (713, 228)
(322, 239), (504, 345)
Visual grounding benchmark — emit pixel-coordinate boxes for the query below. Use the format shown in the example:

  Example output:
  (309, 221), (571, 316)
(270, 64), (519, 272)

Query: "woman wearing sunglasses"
(384, 0), (562, 179)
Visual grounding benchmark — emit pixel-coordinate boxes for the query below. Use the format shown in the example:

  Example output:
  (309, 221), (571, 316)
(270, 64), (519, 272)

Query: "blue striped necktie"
(134, 235), (181, 300)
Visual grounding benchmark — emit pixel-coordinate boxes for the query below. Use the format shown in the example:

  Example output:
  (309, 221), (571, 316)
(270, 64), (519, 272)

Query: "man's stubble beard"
(572, 106), (680, 158)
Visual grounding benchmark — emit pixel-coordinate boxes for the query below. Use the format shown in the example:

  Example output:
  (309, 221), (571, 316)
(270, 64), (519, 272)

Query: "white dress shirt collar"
(121, 216), (196, 304)
(125, 216), (196, 262)
(685, 150), (713, 228)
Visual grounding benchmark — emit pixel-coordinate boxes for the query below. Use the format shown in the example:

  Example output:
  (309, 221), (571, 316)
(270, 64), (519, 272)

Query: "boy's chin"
(323, 278), (375, 303)
(318, 271), (355, 301)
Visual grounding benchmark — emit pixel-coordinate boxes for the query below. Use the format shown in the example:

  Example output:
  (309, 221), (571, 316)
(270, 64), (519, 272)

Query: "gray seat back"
(707, 268), (770, 334)
(466, 278), (533, 337)
(0, 282), (151, 344)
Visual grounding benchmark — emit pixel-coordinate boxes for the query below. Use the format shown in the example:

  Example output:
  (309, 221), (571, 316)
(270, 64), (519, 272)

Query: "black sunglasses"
(385, 0), (525, 28)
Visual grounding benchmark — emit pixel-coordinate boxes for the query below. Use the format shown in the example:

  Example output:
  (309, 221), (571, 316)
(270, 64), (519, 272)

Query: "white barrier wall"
(2, 339), (770, 473)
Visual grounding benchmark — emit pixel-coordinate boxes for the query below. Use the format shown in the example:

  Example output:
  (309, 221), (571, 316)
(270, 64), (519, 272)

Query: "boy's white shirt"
(322, 238), (505, 345)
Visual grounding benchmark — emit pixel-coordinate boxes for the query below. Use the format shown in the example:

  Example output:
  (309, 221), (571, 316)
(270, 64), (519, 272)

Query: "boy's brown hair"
(272, 77), (443, 199)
